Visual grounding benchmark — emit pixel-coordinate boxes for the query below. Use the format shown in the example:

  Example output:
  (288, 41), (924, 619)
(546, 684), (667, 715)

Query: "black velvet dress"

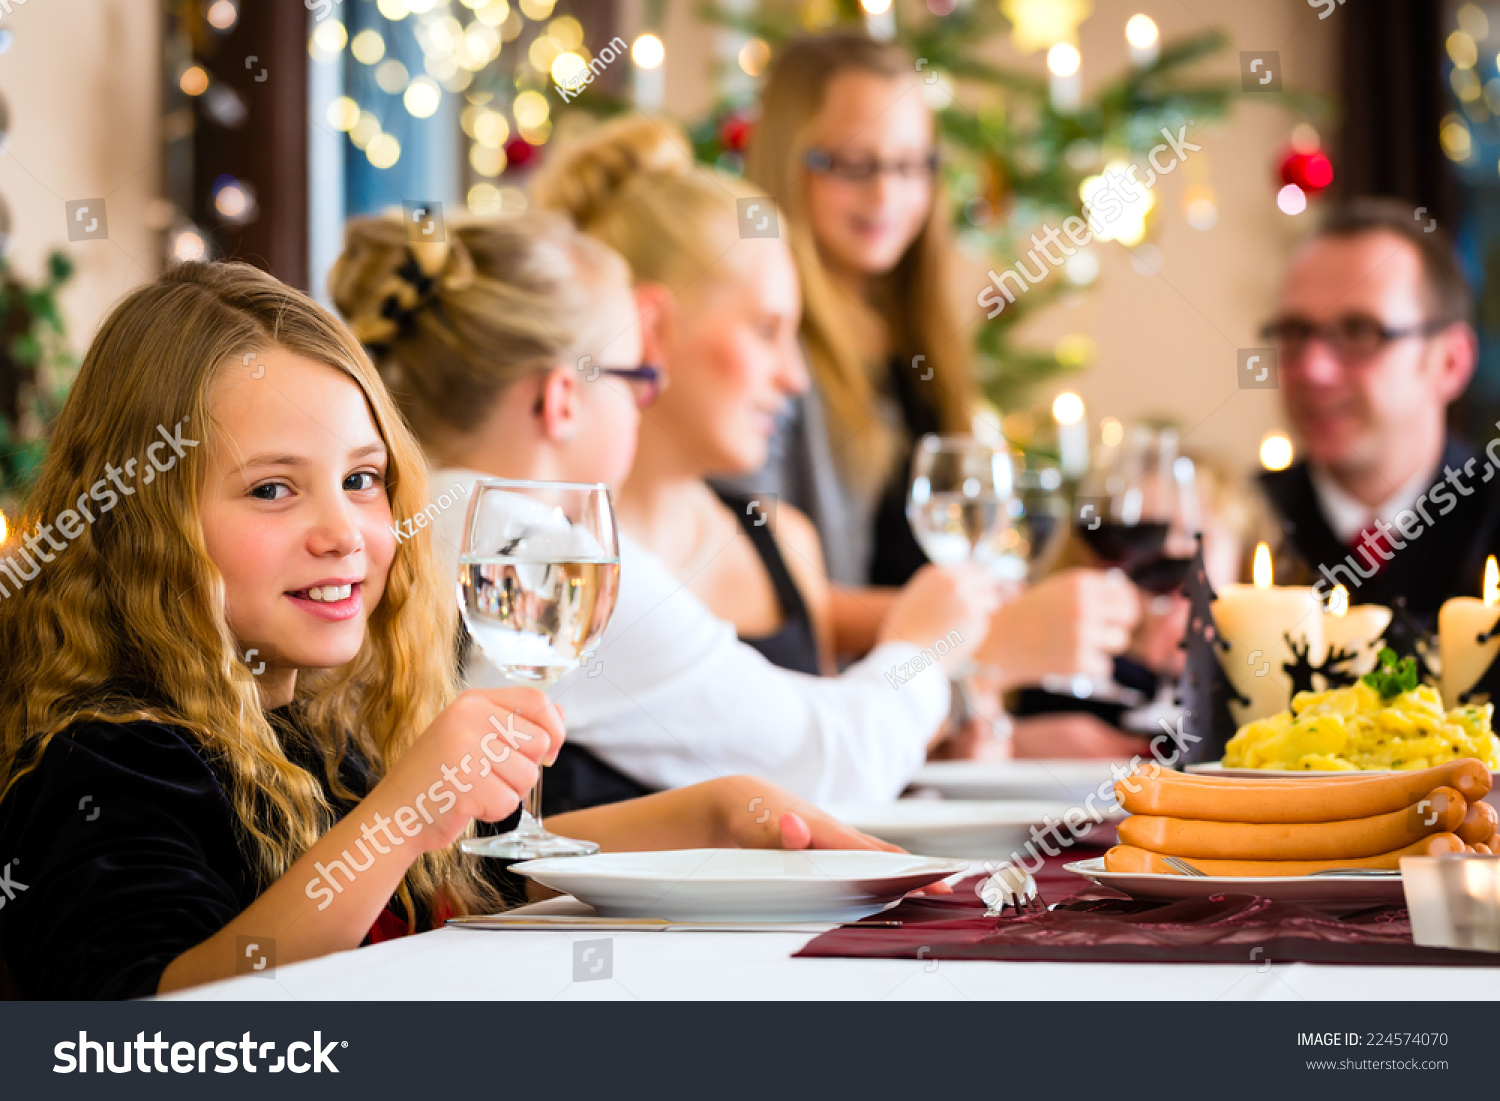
(0, 705), (526, 999)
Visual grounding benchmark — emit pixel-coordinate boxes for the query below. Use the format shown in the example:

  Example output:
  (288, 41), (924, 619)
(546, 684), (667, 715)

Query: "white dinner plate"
(1065, 856), (1406, 909)
(910, 759), (1125, 809)
(508, 849), (969, 922)
(1186, 762), (1500, 812)
(824, 799), (1119, 859)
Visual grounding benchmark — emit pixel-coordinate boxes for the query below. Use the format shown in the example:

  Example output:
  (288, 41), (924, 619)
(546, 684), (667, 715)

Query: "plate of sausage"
(1077, 760), (1499, 908)
(1064, 856), (1407, 908)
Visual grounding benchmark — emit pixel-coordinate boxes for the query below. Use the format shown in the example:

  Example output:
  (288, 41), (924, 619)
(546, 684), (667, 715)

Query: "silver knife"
(446, 914), (903, 932)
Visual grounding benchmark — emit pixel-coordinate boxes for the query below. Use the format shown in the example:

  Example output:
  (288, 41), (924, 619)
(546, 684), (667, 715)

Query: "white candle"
(1439, 556), (1500, 706)
(1216, 543), (1325, 724)
(631, 34), (666, 112)
(1047, 43), (1082, 113)
(1125, 14), (1160, 67)
(860, 0), (896, 41)
(1323, 585), (1392, 678)
(1052, 392), (1088, 478)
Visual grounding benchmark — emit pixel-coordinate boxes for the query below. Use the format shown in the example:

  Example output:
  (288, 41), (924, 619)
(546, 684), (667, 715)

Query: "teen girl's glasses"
(803, 148), (940, 183)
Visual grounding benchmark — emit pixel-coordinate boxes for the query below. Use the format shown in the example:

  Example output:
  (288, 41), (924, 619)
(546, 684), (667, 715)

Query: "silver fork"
(1161, 855), (1209, 877)
(979, 863), (1047, 917)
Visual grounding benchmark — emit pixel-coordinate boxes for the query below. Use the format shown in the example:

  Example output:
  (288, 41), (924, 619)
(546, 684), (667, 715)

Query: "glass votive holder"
(1400, 854), (1500, 952)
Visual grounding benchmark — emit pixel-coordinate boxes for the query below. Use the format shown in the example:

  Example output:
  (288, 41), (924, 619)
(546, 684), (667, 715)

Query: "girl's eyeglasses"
(803, 148), (940, 183)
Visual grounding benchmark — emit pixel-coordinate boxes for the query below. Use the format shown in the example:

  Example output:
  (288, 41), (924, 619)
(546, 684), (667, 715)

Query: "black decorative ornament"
(1380, 596), (1438, 686)
(1456, 610), (1500, 706)
(1172, 534), (1250, 765)
(1281, 633), (1361, 700)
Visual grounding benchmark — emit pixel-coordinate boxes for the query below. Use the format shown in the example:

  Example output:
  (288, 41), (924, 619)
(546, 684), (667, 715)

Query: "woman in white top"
(330, 212), (994, 807)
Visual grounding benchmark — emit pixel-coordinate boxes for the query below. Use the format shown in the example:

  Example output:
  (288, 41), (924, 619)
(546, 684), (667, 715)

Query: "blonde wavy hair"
(0, 261), (492, 925)
(329, 212), (629, 460)
(530, 113), (777, 320)
(746, 31), (974, 490)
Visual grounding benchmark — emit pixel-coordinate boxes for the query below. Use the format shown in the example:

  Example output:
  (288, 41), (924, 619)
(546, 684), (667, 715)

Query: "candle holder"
(1401, 854), (1500, 953)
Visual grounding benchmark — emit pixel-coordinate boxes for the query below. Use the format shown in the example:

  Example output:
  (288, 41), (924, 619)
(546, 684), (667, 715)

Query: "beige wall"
(1004, 0), (1336, 473)
(0, 0), (161, 355)
(626, 0), (1337, 474)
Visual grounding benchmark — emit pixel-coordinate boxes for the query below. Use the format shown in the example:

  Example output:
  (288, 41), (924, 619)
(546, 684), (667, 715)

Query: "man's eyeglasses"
(803, 148), (940, 183)
(1257, 314), (1455, 364)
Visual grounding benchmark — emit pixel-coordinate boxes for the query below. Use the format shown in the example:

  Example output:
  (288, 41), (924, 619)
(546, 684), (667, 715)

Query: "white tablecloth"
(160, 898), (1498, 1002)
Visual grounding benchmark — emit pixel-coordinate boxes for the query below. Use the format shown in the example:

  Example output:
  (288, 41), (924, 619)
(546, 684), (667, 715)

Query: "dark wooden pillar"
(191, 1), (309, 289)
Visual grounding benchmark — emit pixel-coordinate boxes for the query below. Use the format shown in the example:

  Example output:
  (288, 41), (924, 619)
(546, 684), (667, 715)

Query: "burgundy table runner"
(797, 846), (1500, 967)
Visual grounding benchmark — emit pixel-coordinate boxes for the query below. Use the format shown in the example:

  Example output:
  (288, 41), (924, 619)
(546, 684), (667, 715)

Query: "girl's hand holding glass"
(369, 687), (565, 855)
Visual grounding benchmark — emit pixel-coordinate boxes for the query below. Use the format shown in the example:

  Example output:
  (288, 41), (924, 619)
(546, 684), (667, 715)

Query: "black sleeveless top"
(712, 486), (821, 677)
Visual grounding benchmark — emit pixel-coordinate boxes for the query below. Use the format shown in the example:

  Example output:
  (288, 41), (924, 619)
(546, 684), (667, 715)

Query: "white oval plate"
(910, 759), (1125, 808)
(1064, 856), (1405, 909)
(508, 849), (969, 922)
(824, 799), (1118, 860)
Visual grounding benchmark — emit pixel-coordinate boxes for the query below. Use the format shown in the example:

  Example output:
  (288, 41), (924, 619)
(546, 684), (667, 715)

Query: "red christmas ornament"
(719, 113), (753, 153)
(1277, 146), (1334, 194)
(504, 137), (536, 170)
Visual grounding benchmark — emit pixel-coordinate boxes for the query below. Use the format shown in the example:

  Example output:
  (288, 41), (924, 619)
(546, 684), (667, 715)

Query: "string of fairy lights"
(164, 0), (669, 251)
(311, 0), (666, 216)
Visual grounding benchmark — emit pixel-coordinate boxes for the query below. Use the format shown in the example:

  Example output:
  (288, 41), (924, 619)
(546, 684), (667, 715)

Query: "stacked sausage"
(1106, 759), (1498, 876)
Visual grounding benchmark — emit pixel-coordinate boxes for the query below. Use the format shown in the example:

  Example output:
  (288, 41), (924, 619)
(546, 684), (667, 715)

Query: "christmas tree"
(0, 252), (74, 514)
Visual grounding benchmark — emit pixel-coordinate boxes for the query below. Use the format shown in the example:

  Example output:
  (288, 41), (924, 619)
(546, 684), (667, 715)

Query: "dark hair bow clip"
(375, 254), (440, 344)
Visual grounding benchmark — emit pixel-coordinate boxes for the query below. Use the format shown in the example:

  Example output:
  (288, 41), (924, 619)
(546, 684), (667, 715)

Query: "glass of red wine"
(1074, 424), (1200, 723)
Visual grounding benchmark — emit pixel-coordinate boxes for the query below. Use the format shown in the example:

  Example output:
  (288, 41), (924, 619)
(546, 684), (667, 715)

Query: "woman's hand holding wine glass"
(877, 561), (1001, 674)
(973, 568), (1141, 690)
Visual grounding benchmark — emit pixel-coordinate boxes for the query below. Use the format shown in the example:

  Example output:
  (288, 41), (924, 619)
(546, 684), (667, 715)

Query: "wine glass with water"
(457, 479), (621, 860)
(906, 435), (1017, 726)
(906, 434), (1016, 572)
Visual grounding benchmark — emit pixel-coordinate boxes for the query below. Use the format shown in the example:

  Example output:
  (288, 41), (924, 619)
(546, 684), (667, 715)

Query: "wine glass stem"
(518, 772), (547, 838)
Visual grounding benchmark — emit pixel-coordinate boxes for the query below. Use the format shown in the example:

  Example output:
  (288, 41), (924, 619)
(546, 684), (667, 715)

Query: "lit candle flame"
(0, 508), (7, 547)
(1252, 542), (1272, 589)
(1486, 555), (1498, 608)
(1328, 584), (1348, 617)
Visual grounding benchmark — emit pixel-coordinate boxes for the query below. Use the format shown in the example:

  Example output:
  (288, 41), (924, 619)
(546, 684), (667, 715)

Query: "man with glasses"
(1258, 198), (1486, 622)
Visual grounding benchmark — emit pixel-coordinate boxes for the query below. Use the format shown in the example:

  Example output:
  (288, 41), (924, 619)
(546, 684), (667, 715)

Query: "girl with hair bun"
(0, 260), (892, 999)
(332, 188), (1001, 811)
